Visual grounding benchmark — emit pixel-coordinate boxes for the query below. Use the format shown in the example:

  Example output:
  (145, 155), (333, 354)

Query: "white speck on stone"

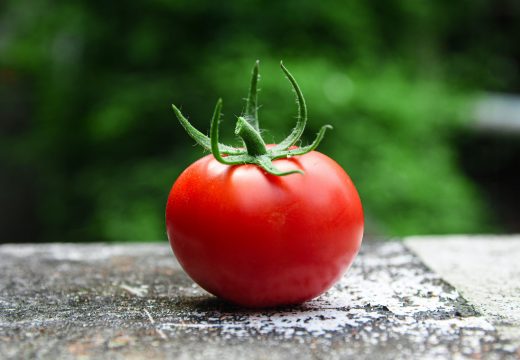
(423, 317), (495, 333)
(120, 284), (149, 297)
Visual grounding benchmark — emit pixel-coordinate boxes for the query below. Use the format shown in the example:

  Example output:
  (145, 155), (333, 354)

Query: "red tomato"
(166, 149), (363, 308)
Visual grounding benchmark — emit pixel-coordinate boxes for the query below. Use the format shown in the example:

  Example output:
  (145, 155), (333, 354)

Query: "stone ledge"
(0, 240), (517, 359)
(405, 234), (520, 354)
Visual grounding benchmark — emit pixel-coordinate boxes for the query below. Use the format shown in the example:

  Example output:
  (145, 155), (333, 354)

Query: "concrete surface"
(0, 241), (517, 359)
(405, 235), (520, 353)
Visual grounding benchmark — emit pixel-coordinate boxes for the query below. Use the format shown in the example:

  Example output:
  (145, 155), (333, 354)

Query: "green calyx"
(171, 60), (332, 176)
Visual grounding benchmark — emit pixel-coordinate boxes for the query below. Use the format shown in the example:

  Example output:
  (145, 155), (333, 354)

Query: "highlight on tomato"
(166, 61), (364, 308)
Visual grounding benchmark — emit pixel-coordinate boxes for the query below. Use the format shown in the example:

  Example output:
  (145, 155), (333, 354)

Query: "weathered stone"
(0, 241), (515, 359)
(405, 235), (520, 355)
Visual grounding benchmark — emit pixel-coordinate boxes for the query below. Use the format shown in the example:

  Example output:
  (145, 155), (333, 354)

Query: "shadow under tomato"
(182, 294), (310, 313)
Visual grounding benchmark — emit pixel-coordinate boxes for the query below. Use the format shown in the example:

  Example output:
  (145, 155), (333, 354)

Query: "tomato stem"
(172, 103), (241, 155)
(235, 117), (267, 156)
(171, 60), (333, 176)
(244, 60), (260, 131)
(270, 62), (308, 151)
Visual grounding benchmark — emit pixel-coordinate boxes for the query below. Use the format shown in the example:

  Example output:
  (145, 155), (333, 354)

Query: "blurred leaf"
(2, 0), (514, 241)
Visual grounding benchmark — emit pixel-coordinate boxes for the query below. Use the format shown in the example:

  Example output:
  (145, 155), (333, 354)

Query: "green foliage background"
(1, 0), (519, 241)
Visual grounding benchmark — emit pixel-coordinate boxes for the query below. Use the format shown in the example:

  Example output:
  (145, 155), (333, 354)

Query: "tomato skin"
(166, 150), (363, 308)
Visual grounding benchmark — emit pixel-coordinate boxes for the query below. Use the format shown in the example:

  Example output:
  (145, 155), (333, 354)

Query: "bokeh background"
(1, 0), (519, 243)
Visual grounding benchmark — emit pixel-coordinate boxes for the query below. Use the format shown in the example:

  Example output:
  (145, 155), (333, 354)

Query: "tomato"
(166, 61), (363, 307)
(166, 149), (363, 307)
